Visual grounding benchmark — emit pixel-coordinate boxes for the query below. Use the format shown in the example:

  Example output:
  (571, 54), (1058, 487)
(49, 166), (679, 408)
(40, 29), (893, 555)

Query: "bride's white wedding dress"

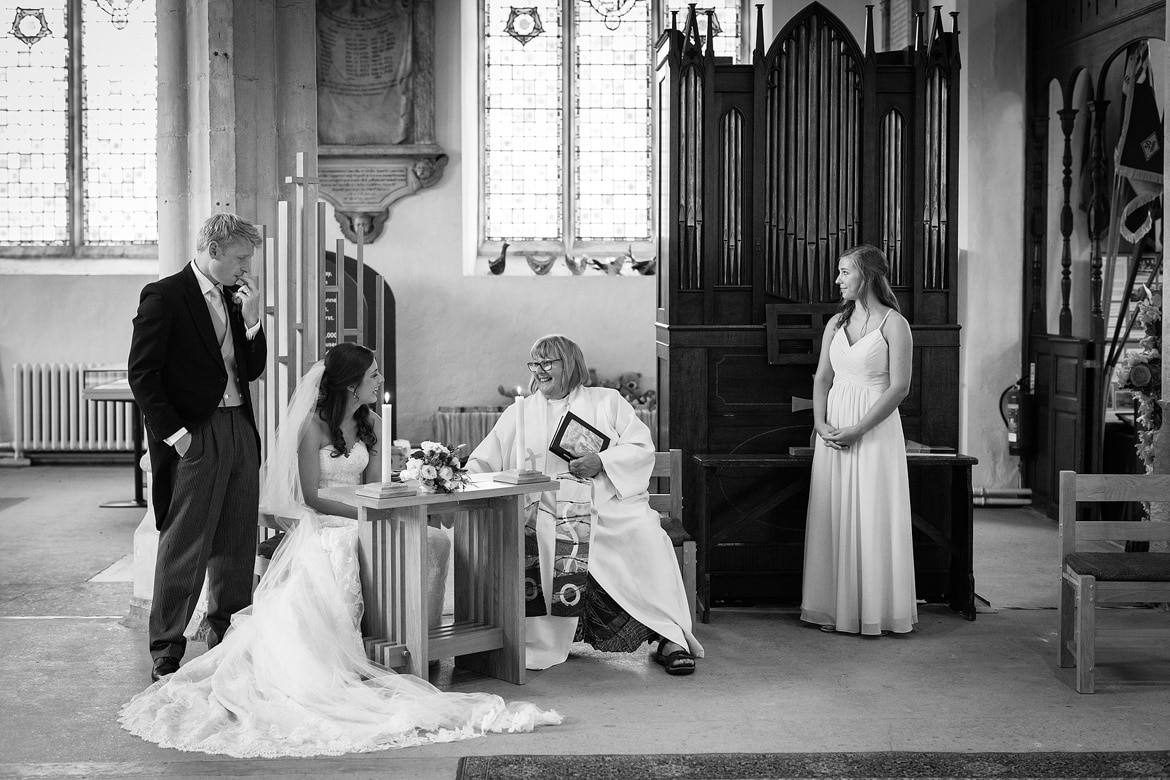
(119, 363), (561, 758)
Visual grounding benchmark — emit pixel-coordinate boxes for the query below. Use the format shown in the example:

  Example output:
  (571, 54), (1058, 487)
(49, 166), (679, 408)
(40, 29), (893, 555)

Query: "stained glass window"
(484, 4), (562, 242)
(82, 1), (157, 245)
(0, 0), (157, 253)
(0, 2), (69, 246)
(481, 1), (742, 271)
(574, 0), (652, 243)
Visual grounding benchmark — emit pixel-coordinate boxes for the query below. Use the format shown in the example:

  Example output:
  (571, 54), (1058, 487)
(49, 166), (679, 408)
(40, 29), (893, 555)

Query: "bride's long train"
(119, 518), (561, 758)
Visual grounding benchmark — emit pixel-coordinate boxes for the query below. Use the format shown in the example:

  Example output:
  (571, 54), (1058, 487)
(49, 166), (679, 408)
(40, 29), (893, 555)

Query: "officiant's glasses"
(526, 359), (562, 372)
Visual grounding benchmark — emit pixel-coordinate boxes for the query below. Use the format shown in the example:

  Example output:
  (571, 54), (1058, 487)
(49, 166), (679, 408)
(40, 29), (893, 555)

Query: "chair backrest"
(1058, 470), (1170, 559)
(648, 449), (683, 521)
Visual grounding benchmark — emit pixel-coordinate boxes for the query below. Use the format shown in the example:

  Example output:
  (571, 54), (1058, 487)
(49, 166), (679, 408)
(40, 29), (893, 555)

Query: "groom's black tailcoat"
(128, 262), (266, 659)
(129, 263), (265, 528)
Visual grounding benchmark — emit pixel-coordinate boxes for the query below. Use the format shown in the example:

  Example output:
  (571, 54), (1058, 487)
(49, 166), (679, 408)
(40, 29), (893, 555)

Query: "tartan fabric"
(573, 574), (657, 653)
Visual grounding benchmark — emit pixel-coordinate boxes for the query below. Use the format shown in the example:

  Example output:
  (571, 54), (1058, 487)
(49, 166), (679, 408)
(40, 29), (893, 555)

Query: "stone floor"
(1, 466), (1168, 780)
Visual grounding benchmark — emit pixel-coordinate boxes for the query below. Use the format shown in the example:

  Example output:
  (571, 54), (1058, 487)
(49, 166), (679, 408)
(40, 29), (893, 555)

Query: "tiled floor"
(1, 465), (1168, 780)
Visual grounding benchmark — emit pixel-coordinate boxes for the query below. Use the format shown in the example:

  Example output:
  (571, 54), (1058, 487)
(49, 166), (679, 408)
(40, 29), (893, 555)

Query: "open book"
(550, 411), (611, 461)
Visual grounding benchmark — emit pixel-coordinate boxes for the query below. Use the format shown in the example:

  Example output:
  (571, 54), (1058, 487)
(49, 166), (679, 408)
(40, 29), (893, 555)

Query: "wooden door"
(1027, 335), (1101, 517)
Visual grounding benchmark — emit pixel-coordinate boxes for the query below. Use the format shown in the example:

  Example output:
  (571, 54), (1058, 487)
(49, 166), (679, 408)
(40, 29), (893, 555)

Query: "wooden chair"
(650, 449), (699, 619)
(1058, 470), (1170, 693)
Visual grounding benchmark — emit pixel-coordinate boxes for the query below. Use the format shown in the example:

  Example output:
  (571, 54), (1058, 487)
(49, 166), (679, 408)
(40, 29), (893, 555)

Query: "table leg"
(400, 505), (429, 678)
(455, 496), (526, 684)
(100, 402), (147, 509)
(696, 466), (712, 623)
(357, 508), (388, 664)
(358, 506), (425, 672)
(951, 464), (977, 620)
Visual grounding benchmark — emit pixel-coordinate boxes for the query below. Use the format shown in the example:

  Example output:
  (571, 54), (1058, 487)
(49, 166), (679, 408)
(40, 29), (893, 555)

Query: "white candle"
(514, 395), (525, 471)
(381, 394), (393, 480)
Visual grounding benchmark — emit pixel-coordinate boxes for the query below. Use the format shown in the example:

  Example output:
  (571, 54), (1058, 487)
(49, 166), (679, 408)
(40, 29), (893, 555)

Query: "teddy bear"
(616, 372), (643, 404)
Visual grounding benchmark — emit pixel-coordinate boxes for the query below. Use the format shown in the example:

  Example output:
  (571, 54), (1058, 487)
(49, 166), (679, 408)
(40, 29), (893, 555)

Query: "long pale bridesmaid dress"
(800, 312), (918, 635)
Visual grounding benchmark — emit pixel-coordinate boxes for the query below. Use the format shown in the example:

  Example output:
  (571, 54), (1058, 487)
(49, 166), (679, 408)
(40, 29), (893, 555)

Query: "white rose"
(439, 466), (454, 481)
(421, 441), (439, 453)
(404, 461), (421, 478)
(421, 464), (438, 479)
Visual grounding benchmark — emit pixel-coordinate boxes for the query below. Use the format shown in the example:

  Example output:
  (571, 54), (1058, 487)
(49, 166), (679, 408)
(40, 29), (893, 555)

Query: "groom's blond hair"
(196, 213), (262, 252)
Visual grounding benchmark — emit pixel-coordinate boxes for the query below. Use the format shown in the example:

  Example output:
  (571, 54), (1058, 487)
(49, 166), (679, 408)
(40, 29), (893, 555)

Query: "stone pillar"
(155, 0), (189, 275)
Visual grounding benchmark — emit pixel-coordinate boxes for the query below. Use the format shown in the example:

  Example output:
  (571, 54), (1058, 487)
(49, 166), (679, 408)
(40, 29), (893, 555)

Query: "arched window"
(1, 0), (157, 256)
(476, 0), (743, 275)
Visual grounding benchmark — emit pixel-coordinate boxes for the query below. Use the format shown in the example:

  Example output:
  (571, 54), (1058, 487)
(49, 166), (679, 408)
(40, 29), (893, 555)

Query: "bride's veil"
(259, 360), (325, 532)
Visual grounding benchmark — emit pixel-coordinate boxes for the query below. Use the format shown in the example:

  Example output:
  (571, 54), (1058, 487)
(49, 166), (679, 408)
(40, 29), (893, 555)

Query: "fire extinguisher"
(1000, 382), (1029, 456)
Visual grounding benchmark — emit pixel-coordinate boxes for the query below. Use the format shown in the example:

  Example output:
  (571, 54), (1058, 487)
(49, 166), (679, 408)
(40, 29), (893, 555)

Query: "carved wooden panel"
(764, 303), (838, 365)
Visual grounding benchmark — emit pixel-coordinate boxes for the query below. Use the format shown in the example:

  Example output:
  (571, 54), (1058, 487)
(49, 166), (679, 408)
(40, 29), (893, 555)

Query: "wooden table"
(82, 378), (146, 508)
(692, 452), (978, 624)
(320, 474), (558, 684)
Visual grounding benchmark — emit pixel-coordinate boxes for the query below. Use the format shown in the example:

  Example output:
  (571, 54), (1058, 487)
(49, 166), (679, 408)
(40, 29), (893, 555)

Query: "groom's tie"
(207, 286), (229, 346)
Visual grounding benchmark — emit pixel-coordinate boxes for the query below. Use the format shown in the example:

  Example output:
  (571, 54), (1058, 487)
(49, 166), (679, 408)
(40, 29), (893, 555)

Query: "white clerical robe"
(467, 385), (703, 669)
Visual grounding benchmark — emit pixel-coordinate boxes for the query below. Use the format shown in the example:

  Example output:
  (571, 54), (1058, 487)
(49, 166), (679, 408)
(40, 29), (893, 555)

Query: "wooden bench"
(650, 449), (698, 618)
(1058, 470), (1170, 693)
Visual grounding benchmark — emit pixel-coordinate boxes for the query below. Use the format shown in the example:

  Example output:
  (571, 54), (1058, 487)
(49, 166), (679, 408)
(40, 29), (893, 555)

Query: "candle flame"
(384, 391), (392, 404)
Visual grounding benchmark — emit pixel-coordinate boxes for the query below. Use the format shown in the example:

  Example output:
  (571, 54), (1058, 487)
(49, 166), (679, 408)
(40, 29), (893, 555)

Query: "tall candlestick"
(381, 393), (393, 480)
(514, 395), (525, 471)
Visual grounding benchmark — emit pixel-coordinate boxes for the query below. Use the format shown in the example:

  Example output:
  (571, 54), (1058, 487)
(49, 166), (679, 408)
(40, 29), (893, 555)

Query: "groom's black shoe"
(151, 656), (180, 682)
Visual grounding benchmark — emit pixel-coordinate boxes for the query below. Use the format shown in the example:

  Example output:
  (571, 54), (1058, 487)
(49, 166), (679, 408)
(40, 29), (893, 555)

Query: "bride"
(119, 344), (561, 757)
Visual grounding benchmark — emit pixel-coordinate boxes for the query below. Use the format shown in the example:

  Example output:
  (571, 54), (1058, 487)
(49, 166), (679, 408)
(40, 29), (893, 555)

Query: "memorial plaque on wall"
(316, 0), (446, 242)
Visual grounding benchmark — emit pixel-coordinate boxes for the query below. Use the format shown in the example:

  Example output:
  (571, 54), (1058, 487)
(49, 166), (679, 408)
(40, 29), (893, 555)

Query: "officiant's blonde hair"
(530, 334), (588, 395)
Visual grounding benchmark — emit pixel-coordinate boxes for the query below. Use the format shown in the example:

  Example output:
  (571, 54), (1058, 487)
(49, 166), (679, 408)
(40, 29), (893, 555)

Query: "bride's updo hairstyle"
(316, 343), (378, 458)
(836, 244), (901, 331)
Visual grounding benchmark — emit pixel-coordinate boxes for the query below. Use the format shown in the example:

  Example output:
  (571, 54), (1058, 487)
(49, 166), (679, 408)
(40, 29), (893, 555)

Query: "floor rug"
(456, 751), (1170, 779)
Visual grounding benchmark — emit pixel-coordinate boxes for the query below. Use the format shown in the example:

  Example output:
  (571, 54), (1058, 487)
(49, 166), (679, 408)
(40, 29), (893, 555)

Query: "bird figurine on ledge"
(564, 254), (587, 275)
(589, 253), (626, 275)
(526, 253), (556, 275)
(629, 245), (656, 275)
(489, 242), (509, 275)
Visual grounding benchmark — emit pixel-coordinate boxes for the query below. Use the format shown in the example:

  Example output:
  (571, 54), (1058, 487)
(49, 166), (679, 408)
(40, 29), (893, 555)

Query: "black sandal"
(654, 640), (696, 676)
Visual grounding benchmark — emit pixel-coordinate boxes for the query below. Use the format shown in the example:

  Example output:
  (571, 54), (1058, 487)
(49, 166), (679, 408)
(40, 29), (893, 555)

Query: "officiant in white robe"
(467, 335), (703, 674)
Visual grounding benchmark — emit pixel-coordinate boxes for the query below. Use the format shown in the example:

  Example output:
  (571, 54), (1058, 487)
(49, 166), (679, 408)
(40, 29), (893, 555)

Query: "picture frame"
(549, 412), (610, 461)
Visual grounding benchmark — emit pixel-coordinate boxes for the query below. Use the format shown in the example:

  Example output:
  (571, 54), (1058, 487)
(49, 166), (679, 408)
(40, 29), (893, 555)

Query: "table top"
(320, 472), (561, 511)
(82, 378), (134, 402)
(694, 451), (978, 467)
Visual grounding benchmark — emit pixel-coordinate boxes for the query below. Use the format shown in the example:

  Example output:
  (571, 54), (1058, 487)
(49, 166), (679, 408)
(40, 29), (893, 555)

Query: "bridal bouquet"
(403, 441), (469, 493)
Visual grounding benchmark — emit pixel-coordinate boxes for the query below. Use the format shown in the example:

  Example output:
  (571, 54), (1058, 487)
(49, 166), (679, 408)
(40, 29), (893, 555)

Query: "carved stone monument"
(316, 0), (446, 242)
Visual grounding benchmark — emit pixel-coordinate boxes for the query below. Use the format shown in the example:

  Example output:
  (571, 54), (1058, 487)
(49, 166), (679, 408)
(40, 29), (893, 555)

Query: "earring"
(351, 387), (359, 399)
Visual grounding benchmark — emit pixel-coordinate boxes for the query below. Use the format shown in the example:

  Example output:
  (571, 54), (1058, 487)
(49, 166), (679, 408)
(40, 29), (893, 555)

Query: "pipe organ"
(655, 4), (963, 606)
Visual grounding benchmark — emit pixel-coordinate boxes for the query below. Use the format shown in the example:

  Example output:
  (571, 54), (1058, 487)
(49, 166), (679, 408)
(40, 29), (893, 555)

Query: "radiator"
(434, 405), (657, 457)
(11, 363), (134, 456)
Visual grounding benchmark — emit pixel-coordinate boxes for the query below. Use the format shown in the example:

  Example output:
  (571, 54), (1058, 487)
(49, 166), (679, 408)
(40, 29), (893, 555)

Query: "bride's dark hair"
(316, 343), (378, 458)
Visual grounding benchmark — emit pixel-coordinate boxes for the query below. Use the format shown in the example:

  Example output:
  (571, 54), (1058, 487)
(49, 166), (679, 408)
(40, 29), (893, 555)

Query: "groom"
(129, 213), (266, 681)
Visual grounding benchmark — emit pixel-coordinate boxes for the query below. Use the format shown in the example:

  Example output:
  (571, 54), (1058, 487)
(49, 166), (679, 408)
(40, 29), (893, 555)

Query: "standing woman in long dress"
(800, 245), (918, 636)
